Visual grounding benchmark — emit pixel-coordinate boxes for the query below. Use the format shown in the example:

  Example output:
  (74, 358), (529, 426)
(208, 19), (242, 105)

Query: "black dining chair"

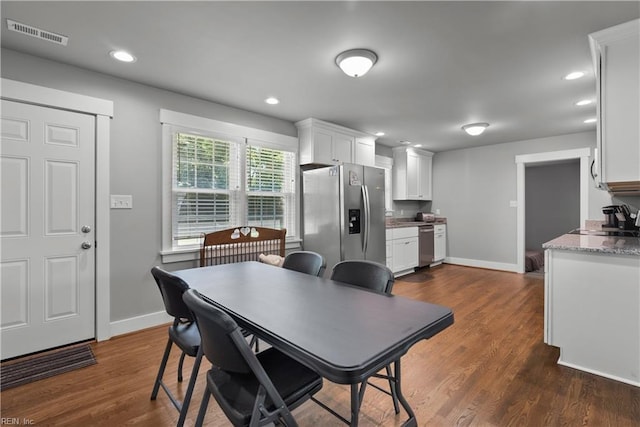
(282, 251), (326, 277)
(182, 288), (323, 427)
(330, 260), (400, 414)
(150, 267), (203, 427)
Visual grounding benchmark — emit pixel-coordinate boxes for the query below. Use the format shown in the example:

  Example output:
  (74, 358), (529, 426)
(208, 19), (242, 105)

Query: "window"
(173, 132), (241, 246)
(246, 144), (296, 229)
(161, 110), (298, 260)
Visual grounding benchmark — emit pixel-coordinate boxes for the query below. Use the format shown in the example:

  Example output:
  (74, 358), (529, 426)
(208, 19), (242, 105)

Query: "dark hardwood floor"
(2, 264), (638, 426)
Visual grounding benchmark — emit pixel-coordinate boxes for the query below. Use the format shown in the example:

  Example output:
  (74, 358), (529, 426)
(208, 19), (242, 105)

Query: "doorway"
(0, 79), (113, 358)
(515, 148), (591, 274)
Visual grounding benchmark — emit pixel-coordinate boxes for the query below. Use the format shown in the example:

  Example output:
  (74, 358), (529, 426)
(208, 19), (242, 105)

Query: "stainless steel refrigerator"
(302, 163), (386, 277)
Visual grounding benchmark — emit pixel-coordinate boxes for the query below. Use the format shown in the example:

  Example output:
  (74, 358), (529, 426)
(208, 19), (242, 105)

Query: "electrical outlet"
(110, 194), (133, 209)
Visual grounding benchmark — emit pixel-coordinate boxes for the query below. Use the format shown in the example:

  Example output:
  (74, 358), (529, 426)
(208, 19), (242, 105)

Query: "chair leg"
(177, 351), (186, 382)
(385, 364), (400, 414)
(195, 388), (211, 427)
(176, 348), (203, 427)
(249, 335), (259, 352)
(151, 338), (173, 400)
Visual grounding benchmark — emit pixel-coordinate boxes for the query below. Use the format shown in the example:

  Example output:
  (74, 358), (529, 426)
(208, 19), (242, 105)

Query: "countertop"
(386, 218), (447, 228)
(543, 230), (640, 256)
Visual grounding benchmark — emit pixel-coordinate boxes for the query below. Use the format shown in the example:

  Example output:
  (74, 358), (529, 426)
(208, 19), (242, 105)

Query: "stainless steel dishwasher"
(417, 225), (434, 267)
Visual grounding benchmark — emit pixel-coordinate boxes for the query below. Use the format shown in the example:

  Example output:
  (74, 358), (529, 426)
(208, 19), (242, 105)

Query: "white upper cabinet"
(354, 136), (376, 167)
(392, 147), (433, 200)
(296, 118), (375, 167)
(589, 19), (640, 194)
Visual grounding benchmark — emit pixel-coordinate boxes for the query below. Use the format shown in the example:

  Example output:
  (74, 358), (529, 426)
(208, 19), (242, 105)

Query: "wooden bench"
(200, 226), (286, 267)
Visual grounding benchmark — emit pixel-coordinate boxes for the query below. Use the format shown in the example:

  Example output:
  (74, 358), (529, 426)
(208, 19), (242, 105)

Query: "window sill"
(160, 238), (303, 264)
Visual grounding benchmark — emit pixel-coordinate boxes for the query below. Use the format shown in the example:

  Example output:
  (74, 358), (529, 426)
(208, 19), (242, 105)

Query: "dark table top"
(173, 261), (454, 384)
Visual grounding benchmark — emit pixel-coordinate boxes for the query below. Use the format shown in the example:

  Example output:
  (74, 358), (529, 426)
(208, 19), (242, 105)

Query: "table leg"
(394, 359), (418, 427)
(350, 383), (361, 426)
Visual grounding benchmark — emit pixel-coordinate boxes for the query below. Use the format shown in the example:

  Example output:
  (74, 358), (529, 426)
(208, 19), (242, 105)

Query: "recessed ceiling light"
(375, 132), (385, 137)
(109, 50), (136, 63)
(564, 71), (585, 80)
(584, 118), (597, 124)
(575, 99), (593, 106)
(413, 144), (422, 148)
(461, 122), (489, 136)
(265, 97), (279, 105)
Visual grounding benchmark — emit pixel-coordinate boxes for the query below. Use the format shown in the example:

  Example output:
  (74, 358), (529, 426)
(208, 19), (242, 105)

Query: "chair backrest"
(150, 266), (193, 320)
(200, 226), (286, 267)
(330, 260), (395, 295)
(282, 251), (326, 277)
(182, 289), (252, 374)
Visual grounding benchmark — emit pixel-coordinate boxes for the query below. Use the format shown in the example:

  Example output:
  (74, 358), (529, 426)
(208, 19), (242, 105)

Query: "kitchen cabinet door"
(589, 19), (640, 193)
(392, 237), (418, 273)
(354, 136), (376, 167)
(433, 224), (446, 262)
(333, 132), (354, 164)
(392, 147), (434, 200)
(418, 153), (433, 200)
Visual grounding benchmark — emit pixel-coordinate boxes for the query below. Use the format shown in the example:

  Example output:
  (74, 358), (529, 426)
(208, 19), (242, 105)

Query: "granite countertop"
(543, 231), (640, 256)
(386, 218), (447, 228)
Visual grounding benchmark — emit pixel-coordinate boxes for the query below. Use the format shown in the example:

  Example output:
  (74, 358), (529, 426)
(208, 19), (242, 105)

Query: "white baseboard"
(445, 257), (520, 273)
(557, 359), (640, 388)
(110, 310), (172, 337)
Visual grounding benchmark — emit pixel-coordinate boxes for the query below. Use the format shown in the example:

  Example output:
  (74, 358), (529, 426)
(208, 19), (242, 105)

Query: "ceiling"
(1, 1), (638, 152)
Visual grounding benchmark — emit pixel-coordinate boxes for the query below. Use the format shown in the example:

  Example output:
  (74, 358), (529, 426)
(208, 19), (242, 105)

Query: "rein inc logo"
(1, 418), (34, 425)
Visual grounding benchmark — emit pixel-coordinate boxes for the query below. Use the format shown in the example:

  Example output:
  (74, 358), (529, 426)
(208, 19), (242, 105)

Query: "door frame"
(515, 147), (591, 274)
(2, 78), (113, 341)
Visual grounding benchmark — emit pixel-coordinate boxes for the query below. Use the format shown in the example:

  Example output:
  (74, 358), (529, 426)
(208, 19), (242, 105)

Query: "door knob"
(81, 242), (92, 249)
(82, 225), (92, 233)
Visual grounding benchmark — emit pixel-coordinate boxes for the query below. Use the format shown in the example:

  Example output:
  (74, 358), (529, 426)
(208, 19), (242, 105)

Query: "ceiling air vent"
(6, 19), (68, 46)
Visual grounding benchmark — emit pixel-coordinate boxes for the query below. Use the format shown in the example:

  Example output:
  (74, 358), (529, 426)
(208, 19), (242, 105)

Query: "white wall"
(1, 48), (298, 328)
(431, 132), (612, 269)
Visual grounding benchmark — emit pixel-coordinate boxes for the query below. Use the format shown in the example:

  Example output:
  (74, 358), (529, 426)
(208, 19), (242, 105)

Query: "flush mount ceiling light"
(584, 118), (597, 124)
(110, 50), (136, 63)
(375, 131), (385, 137)
(575, 99), (593, 106)
(265, 97), (280, 105)
(336, 49), (378, 77)
(564, 71), (584, 80)
(462, 122), (489, 136)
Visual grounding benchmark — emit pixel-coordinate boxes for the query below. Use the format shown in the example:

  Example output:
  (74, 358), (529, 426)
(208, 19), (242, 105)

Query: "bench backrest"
(200, 226), (286, 267)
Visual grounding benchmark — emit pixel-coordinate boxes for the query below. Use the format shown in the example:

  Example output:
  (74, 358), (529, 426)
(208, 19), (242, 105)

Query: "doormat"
(1, 344), (96, 390)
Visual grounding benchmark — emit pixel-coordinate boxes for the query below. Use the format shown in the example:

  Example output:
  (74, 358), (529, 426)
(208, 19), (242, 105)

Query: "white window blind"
(246, 143), (296, 235)
(172, 132), (241, 247)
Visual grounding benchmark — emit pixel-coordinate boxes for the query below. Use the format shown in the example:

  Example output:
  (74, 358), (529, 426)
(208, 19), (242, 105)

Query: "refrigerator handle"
(362, 185), (370, 254)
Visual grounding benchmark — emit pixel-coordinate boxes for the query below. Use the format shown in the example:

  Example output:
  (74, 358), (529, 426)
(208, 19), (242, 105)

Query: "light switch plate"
(111, 194), (133, 209)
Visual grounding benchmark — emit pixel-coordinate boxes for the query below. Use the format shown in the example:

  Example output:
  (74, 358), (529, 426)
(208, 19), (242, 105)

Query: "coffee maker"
(602, 205), (635, 230)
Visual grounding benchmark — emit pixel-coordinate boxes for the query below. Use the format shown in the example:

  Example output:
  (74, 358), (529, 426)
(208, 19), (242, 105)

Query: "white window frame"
(160, 109), (299, 263)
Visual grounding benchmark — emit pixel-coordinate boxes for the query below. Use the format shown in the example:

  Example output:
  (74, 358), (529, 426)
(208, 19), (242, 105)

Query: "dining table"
(172, 261), (454, 426)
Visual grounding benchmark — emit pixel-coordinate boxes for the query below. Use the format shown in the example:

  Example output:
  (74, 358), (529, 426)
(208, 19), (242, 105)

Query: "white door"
(1, 100), (96, 360)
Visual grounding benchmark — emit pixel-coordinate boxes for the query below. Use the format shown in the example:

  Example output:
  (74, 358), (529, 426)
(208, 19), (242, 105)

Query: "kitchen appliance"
(603, 204), (635, 230)
(302, 164), (386, 277)
(417, 225), (434, 267)
(415, 212), (435, 222)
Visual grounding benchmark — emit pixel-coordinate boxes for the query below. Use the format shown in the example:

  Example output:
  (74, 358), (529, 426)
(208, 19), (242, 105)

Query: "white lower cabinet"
(386, 227), (419, 276)
(432, 224), (447, 265)
(545, 249), (640, 386)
